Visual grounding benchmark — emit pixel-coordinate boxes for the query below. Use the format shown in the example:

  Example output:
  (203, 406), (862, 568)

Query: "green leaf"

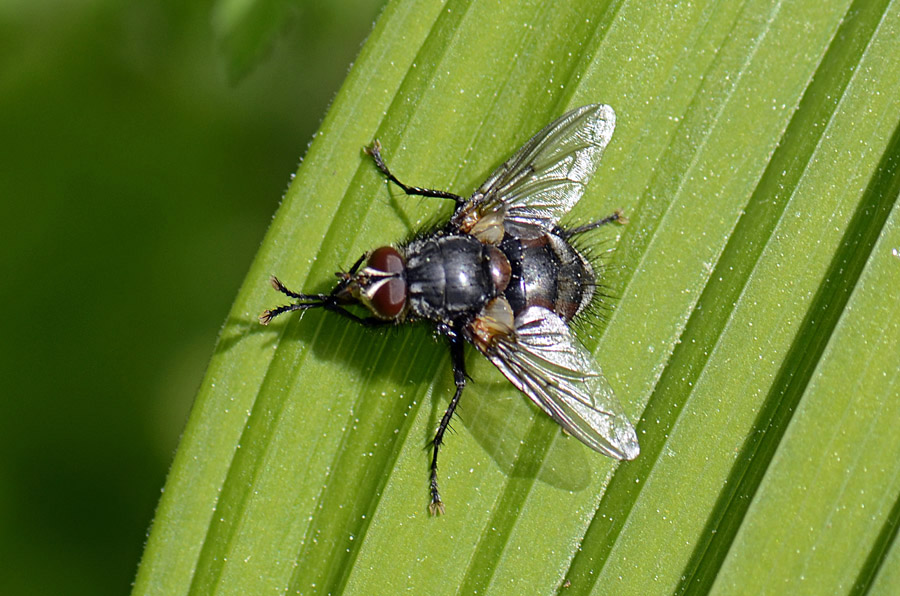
(212, 0), (295, 81)
(134, 0), (900, 594)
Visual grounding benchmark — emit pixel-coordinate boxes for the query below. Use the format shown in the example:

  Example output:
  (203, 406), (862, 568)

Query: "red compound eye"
(368, 246), (405, 275)
(367, 246), (406, 318)
(371, 277), (407, 318)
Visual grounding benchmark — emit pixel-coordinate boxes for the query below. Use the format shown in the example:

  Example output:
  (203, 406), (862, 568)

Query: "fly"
(260, 104), (640, 514)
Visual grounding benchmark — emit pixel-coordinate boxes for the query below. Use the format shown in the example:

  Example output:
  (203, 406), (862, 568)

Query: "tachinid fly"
(261, 104), (640, 514)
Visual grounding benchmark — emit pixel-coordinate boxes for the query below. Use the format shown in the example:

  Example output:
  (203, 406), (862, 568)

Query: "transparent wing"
(483, 306), (639, 460)
(457, 104), (616, 239)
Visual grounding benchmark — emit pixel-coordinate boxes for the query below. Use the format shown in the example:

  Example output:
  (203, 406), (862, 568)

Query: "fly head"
(259, 247), (408, 326)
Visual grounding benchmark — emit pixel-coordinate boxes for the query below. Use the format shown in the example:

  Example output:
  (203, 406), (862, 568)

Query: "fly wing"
(458, 104), (616, 240)
(483, 305), (639, 460)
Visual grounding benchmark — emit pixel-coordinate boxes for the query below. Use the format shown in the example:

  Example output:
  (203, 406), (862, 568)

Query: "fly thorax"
(404, 234), (502, 323)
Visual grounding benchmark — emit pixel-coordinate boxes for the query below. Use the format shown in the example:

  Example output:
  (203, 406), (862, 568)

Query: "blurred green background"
(0, 1), (384, 593)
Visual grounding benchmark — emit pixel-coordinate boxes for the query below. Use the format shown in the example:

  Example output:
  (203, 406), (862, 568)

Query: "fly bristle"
(566, 226), (625, 338)
(399, 211), (454, 247)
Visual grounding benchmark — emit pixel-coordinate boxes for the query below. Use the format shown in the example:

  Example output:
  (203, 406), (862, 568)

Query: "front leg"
(259, 276), (392, 328)
(429, 326), (467, 515)
(325, 304), (393, 328)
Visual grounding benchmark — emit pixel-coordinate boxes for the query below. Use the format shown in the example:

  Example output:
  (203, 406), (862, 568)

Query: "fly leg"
(259, 276), (390, 328)
(325, 305), (393, 328)
(367, 140), (466, 206)
(429, 327), (467, 515)
(563, 209), (628, 237)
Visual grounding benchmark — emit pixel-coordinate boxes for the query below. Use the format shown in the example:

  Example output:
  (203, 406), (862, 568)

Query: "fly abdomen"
(405, 234), (509, 322)
(500, 232), (595, 321)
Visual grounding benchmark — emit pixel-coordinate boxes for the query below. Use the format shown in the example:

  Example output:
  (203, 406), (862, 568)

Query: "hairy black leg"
(326, 304), (392, 328)
(345, 253), (367, 276)
(563, 209), (628, 237)
(367, 140), (466, 206)
(269, 276), (316, 300)
(259, 277), (325, 324)
(259, 276), (390, 328)
(429, 328), (467, 515)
